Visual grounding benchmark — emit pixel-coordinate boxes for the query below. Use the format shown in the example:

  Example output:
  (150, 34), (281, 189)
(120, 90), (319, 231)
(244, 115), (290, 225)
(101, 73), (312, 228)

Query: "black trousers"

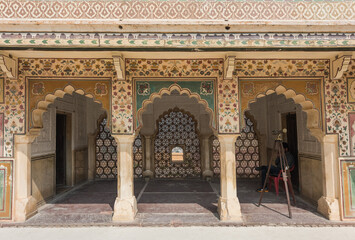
(260, 165), (281, 188)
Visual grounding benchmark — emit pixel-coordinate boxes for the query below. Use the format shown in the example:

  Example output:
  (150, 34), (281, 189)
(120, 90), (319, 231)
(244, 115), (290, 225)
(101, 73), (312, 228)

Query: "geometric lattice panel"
(211, 136), (221, 178)
(235, 116), (260, 178)
(133, 134), (143, 179)
(95, 118), (117, 179)
(154, 108), (201, 179)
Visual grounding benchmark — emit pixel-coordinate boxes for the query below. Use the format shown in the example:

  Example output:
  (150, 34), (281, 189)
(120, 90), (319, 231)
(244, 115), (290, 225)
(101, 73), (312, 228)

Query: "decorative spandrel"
(154, 108), (201, 178)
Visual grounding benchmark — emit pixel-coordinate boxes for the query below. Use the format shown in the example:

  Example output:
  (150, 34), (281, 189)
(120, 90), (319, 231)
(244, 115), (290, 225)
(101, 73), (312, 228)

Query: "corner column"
(143, 135), (154, 179)
(14, 129), (40, 221)
(217, 134), (242, 221)
(201, 135), (213, 179)
(112, 135), (137, 221)
(317, 134), (341, 220)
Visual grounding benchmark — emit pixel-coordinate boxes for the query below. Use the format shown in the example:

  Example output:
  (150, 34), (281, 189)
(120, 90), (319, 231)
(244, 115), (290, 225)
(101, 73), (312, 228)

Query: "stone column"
(143, 135), (154, 179)
(87, 133), (96, 181)
(201, 136), (213, 179)
(112, 135), (137, 221)
(217, 134), (242, 221)
(317, 134), (341, 220)
(14, 129), (41, 221)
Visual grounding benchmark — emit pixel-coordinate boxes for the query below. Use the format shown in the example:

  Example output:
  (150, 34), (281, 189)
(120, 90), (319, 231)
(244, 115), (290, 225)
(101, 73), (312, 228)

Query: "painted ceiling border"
(0, 33), (355, 49)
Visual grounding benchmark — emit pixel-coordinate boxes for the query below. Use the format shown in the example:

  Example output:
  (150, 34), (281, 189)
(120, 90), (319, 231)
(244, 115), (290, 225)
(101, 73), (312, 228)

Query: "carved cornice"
(0, 54), (17, 79)
(112, 54), (125, 81)
(332, 53), (352, 80)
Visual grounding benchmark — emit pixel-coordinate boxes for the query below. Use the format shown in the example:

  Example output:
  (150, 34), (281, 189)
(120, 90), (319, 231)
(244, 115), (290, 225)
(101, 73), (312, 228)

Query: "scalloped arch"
(136, 84), (216, 134)
(31, 84), (105, 128)
(245, 84), (324, 141)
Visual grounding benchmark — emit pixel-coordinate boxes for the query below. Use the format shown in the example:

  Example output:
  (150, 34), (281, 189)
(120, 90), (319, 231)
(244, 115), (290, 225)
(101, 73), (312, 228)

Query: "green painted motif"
(0, 170), (4, 210)
(350, 168), (355, 208)
(135, 80), (215, 126)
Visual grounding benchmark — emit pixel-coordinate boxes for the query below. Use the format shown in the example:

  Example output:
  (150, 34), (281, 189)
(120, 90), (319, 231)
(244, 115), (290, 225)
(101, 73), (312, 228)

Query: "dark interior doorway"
(56, 113), (67, 190)
(285, 112), (299, 191)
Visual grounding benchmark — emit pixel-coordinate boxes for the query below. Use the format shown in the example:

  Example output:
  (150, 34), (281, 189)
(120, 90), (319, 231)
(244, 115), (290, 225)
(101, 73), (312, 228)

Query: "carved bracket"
(0, 54), (17, 79)
(224, 55), (235, 80)
(332, 53), (352, 80)
(112, 54), (125, 80)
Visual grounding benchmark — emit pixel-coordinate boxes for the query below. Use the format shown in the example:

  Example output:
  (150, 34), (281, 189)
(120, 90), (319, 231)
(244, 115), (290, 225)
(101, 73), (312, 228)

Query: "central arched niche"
(139, 90), (214, 179)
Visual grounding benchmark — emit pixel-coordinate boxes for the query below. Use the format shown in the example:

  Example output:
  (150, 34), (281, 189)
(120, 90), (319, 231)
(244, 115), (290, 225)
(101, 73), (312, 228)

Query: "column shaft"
(112, 135), (137, 221)
(14, 130), (40, 221)
(201, 136), (213, 179)
(143, 136), (154, 178)
(217, 134), (242, 221)
(317, 134), (340, 220)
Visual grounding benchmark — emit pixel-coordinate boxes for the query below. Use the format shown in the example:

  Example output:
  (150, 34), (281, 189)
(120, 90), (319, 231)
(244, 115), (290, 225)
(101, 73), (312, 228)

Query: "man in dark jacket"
(255, 142), (295, 192)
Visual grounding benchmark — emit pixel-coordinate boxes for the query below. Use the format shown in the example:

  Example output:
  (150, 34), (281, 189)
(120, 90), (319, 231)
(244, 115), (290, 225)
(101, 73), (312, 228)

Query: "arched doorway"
(132, 87), (220, 221)
(15, 85), (108, 221)
(242, 85), (340, 221)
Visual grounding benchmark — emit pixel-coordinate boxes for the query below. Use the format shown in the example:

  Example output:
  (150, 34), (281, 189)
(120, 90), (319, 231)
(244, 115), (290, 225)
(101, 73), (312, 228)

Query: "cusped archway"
(31, 84), (105, 129)
(136, 84), (216, 136)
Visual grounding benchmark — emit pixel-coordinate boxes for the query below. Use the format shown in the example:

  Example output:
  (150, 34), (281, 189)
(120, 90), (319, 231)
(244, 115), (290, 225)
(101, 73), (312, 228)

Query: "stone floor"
(4, 178), (351, 227)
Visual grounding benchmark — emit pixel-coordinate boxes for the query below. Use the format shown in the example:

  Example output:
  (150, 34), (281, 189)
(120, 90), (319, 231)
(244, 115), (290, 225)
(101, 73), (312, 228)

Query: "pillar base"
(218, 196), (242, 221)
(112, 196), (138, 221)
(14, 196), (37, 222)
(143, 170), (154, 179)
(202, 170), (213, 180)
(317, 196), (340, 221)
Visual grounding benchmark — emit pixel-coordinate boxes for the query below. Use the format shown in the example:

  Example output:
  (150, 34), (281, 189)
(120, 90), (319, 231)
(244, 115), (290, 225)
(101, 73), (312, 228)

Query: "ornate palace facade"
(0, 0), (354, 222)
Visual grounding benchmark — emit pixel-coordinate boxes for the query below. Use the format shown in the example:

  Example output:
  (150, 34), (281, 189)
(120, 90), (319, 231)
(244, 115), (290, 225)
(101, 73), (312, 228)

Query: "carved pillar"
(201, 136), (213, 179)
(143, 135), (154, 178)
(87, 133), (96, 181)
(258, 134), (268, 166)
(217, 135), (242, 221)
(317, 134), (341, 220)
(112, 135), (137, 221)
(14, 129), (41, 221)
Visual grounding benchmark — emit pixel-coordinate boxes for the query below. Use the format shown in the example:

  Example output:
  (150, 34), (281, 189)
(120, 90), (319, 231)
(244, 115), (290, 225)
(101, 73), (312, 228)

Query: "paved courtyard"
(2, 179), (351, 227)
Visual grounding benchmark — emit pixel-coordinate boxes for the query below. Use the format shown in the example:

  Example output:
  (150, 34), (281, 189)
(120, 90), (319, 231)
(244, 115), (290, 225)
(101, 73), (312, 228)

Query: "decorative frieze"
(0, 33), (355, 48)
(0, 0), (353, 21)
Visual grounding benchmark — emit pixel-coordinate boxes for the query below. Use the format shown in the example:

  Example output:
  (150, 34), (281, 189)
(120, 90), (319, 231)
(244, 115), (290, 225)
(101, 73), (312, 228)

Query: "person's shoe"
(256, 188), (269, 192)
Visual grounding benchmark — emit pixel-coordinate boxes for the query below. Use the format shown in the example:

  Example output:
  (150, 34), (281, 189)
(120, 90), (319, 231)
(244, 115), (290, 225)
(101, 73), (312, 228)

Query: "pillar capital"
(112, 134), (135, 145)
(15, 129), (41, 144)
(217, 134), (240, 145)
